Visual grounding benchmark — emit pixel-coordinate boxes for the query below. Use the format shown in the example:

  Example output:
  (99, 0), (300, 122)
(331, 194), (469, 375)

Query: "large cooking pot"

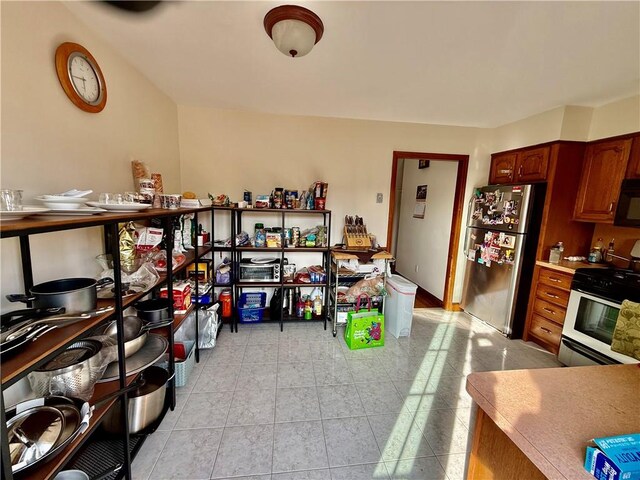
(7, 278), (113, 314)
(134, 298), (171, 323)
(102, 366), (169, 434)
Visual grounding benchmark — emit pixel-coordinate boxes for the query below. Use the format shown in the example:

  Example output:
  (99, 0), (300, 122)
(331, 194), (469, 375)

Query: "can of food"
(291, 227), (300, 247)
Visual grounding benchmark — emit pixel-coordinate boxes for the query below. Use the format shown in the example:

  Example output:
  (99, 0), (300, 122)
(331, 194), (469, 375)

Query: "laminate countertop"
(466, 364), (640, 480)
(535, 260), (609, 274)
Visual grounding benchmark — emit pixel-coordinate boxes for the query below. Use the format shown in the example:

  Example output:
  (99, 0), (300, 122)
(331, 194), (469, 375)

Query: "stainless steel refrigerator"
(461, 184), (543, 338)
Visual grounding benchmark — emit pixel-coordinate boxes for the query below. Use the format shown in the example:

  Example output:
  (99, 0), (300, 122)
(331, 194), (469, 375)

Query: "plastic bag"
(175, 304), (219, 349)
(345, 276), (385, 300)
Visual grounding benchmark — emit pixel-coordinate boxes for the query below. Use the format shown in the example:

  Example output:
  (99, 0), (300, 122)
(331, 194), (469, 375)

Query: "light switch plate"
(376, 193), (383, 203)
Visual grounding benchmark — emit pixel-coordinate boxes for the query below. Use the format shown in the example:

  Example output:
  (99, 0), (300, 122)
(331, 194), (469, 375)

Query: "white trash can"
(384, 275), (418, 338)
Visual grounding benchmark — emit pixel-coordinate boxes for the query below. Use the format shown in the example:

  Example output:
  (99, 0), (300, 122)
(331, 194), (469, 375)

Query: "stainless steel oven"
(559, 268), (640, 366)
(238, 258), (281, 282)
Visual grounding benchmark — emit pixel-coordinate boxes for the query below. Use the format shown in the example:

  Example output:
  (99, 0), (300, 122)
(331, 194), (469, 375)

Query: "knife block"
(343, 225), (372, 250)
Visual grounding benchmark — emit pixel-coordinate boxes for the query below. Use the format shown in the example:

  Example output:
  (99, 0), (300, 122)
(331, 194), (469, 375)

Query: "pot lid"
(40, 340), (102, 371)
(8, 406), (65, 469)
(130, 366), (169, 397)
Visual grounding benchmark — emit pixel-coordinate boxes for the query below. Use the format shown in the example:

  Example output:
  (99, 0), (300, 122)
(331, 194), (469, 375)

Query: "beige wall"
(178, 106), (489, 303)
(588, 95), (640, 141)
(1, 2), (181, 309)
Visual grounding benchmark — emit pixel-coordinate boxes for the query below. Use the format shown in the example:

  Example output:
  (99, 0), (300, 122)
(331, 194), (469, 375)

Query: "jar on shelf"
(254, 223), (266, 248)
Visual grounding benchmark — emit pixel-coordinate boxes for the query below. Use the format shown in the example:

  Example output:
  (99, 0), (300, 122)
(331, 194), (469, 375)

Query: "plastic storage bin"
(238, 292), (267, 323)
(157, 340), (195, 388)
(384, 275), (418, 338)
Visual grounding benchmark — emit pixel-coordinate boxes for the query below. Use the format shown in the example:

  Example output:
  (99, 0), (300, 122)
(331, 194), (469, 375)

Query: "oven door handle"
(561, 337), (619, 365)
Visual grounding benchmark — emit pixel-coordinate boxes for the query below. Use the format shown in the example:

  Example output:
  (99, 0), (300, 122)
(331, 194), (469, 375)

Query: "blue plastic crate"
(238, 292), (267, 323)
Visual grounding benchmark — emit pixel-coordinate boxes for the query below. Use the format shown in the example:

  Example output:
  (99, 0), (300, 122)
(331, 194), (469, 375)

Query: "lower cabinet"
(523, 266), (572, 354)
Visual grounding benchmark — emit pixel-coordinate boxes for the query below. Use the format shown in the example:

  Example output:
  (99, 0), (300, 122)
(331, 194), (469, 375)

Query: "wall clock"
(55, 42), (107, 113)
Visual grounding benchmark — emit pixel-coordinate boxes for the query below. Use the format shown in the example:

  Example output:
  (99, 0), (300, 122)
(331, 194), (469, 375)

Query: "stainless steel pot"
(102, 366), (169, 434)
(134, 298), (171, 323)
(7, 278), (113, 314)
(99, 316), (151, 358)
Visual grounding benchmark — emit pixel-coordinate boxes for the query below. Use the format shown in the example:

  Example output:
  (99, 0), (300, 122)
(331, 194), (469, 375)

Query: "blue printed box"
(585, 433), (640, 480)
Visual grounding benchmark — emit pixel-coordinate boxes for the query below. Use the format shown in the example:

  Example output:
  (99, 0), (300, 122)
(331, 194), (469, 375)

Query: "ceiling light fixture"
(264, 5), (324, 58)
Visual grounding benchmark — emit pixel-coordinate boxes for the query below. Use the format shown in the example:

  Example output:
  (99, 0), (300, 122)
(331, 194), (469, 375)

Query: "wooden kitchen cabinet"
(523, 265), (573, 354)
(489, 147), (550, 185)
(626, 134), (640, 179)
(489, 152), (517, 184)
(573, 138), (632, 222)
(516, 146), (549, 182)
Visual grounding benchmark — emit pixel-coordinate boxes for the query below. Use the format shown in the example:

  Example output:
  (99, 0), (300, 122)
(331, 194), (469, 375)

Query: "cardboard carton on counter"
(585, 433), (640, 480)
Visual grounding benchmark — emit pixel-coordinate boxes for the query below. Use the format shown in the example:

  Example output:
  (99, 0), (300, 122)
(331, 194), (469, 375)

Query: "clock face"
(55, 42), (107, 113)
(68, 53), (101, 104)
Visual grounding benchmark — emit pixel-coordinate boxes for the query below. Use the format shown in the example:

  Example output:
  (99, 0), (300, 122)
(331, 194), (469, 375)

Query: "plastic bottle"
(606, 238), (615, 262)
(296, 289), (304, 318)
(304, 296), (313, 320)
(313, 295), (322, 318)
(254, 223), (266, 248)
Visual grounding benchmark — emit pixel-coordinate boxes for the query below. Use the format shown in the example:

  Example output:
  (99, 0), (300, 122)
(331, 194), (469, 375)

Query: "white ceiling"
(65, 1), (640, 128)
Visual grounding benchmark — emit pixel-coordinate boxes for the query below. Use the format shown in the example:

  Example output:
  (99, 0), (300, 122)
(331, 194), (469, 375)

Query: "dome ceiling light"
(264, 5), (324, 58)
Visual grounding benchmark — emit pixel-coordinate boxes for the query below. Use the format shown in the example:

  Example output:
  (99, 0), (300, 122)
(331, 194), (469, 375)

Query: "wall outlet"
(376, 193), (383, 203)
(415, 265), (419, 272)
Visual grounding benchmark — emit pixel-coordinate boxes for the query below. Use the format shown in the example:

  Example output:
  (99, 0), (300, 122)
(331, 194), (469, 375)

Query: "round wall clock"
(55, 42), (107, 113)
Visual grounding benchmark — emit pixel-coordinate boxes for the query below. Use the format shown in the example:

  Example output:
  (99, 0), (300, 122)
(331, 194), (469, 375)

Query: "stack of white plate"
(35, 196), (105, 215)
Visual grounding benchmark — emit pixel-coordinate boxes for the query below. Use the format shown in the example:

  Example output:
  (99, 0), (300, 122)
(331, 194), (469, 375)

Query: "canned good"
(244, 191), (252, 204)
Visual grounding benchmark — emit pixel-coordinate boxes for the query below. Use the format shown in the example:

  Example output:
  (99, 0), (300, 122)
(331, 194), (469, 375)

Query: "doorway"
(386, 151), (469, 310)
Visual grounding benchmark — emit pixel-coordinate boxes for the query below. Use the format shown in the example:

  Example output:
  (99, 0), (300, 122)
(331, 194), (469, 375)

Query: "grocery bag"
(344, 294), (384, 350)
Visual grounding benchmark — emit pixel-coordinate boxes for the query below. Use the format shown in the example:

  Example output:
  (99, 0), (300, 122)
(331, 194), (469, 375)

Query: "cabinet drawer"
(538, 268), (572, 290)
(529, 314), (562, 351)
(533, 298), (566, 325)
(535, 284), (569, 307)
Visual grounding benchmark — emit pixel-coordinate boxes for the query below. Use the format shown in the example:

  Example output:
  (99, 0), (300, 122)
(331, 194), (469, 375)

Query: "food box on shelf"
(160, 281), (192, 314)
(187, 260), (212, 282)
(584, 433), (640, 480)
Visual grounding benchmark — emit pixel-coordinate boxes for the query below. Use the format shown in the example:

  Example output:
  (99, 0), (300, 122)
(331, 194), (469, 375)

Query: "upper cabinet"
(573, 138), (632, 223)
(625, 134), (640, 179)
(489, 147), (549, 185)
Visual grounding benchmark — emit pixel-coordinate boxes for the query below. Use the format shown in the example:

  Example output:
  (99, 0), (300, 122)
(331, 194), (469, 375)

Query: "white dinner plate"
(35, 196), (89, 210)
(38, 207), (108, 216)
(86, 202), (151, 212)
(251, 257), (279, 263)
(0, 206), (51, 221)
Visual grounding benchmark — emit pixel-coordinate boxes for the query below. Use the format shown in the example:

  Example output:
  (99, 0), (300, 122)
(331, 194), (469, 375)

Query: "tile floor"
(133, 308), (562, 480)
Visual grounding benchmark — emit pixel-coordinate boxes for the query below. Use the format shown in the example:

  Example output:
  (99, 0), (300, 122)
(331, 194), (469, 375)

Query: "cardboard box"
(160, 281), (192, 314)
(186, 261), (212, 282)
(585, 434), (640, 480)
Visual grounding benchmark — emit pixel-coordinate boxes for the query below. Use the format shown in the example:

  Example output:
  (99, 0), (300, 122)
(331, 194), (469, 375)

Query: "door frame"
(387, 151), (469, 311)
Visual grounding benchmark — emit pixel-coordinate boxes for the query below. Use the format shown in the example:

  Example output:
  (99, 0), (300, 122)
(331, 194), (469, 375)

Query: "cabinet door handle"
(609, 202), (615, 213)
(543, 307), (556, 315)
(548, 277), (561, 283)
(545, 292), (559, 299)
(518, 165), (523, 177)
(540, 327), (553, 334)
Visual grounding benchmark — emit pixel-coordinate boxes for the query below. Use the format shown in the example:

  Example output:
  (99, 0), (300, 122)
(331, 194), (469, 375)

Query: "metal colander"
(28, 340), (106, 399)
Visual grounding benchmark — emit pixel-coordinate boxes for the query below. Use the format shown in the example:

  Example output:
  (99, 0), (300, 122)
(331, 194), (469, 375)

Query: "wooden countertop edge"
(466, 377), (566, 480)
(535, 260), (609, 274)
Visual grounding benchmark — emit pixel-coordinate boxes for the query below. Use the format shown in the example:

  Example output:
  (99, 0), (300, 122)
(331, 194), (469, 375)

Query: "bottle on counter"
(588, 237), (604, 263)
(304, 296), (313, 320)
(549, 241), (563, 264)
(606, 238), (615, 263)
(313, 295), (322, 318)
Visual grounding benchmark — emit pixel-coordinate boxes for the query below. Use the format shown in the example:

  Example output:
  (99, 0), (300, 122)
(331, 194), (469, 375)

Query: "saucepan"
(97, 316), (154, 358)
(7, 277), (113, 314)
(6, 382), (142, 474)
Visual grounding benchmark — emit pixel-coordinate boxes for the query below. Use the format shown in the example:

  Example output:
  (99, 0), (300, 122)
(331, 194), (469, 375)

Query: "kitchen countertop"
(466, 364), (640, 480)
(536, 259), (610, 274)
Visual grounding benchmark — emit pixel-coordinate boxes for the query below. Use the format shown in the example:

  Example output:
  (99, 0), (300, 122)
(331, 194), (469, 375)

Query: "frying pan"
(6, 382), (143, 474)
(98, 316), (153, 358)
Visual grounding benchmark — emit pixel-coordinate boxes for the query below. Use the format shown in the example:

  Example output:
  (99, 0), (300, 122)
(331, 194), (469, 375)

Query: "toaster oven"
(238, 258), (281, 282)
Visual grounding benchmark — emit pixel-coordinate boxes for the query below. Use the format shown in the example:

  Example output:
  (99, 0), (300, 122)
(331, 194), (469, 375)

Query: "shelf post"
(163, 217), (177, 410)
(18, 236), (33, 294)
(1, 393), (12, 480)
(194, 211), (200, 364)
(108, 222), (132, 480)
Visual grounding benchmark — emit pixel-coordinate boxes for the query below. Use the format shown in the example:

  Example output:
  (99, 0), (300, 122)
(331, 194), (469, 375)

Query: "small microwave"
(238, 259), (281, 282)
(614, 179), (640, 227)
